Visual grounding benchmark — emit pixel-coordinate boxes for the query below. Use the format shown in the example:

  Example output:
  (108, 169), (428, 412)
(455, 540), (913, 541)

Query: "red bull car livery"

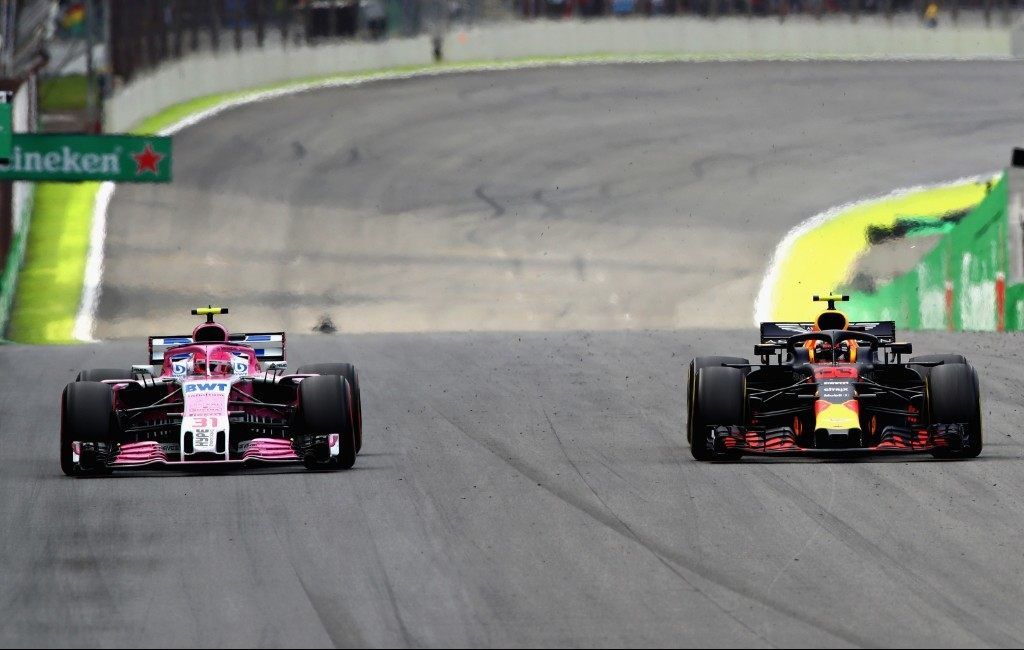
(60, 307), (363, 476)
(687, 295), (982, 460)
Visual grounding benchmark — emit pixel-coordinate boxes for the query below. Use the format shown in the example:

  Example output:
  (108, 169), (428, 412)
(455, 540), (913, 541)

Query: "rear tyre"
(297, 363), (362, 453)
(60, 381), (116, 477)
(76, 368), (134, 382)
(909, 354), (967, 381)
(299, 375), (356, 469)
(690, 366), (746, 461)
(928, 363), (982, 459)
(687, 356), (749, 444)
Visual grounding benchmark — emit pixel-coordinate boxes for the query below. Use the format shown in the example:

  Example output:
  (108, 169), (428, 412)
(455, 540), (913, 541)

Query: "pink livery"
(60, 307), (362, 477)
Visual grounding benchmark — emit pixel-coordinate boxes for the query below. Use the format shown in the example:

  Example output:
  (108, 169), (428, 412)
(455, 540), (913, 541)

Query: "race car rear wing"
(148, 333), (286, 363)
(759, 321), (896, 344)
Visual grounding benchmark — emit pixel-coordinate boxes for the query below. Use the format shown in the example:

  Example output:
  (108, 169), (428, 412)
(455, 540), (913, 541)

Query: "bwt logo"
(185, 383), (229, 393)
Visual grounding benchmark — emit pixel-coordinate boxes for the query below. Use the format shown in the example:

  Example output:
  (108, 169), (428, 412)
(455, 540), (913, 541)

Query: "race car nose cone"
(815, 427), (863, 449)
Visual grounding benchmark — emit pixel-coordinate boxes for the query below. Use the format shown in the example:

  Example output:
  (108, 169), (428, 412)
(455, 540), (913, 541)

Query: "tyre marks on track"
(416, 370), (869, 646)
(755, 468), (1018, 647)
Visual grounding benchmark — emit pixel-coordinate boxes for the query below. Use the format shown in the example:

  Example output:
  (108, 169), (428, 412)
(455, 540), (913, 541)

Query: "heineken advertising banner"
(0, 134), (172, 182)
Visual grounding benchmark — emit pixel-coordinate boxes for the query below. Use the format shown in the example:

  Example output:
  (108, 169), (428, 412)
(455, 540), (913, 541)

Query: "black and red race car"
(686, 295), (982, 460)
(60, 307), (363, 476)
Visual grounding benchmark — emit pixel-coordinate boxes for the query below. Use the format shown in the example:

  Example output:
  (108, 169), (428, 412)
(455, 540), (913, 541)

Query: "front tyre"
(297, 363), (362, 453)
(60, 381), (116, 477)
(687, 356), (749, 444)
(690, 366), (746, 461)
(298, 375), (357, 470)
(928, 363), (982, 459)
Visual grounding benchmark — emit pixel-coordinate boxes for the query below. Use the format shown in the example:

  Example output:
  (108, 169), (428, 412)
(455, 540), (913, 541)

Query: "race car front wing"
(705, 423), (969, 457)
(110, 438), (302, 467)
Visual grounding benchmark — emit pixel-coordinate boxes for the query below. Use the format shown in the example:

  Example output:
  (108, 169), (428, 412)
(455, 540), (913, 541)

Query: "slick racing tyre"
(76, 368), (134, 382)
(909, 354), (966, 381)
(297, 363), (362, 453)
(928, 362), (982, 459)
(690, 366), (746, 461)
(299, 375), (357, 470)
(60, 381), (116, 477)
(687, 356), (749, 444)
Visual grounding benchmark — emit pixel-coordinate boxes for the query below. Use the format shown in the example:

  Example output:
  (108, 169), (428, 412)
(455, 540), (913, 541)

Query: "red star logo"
(132, 143), (163, 175)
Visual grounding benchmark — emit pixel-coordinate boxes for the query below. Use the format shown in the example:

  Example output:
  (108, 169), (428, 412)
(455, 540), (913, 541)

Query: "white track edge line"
(73, 180), (115, 342)
(752, 172), (998, 326)
(71, 54), (1016, 341)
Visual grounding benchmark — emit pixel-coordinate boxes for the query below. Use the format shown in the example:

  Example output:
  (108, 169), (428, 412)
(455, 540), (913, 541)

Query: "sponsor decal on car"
(231, 353), (249, 376)
(171, 353), (190, 378)
(194, 430), (213, 447)
(820, 380), (855, 401)
(183, 381), (231, 417)
(185, 383), (230, 393)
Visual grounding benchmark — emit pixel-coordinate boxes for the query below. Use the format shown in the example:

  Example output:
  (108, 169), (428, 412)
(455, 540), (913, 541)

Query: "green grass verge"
(8, 182), (98, 344)
(39, 75), (88, 112)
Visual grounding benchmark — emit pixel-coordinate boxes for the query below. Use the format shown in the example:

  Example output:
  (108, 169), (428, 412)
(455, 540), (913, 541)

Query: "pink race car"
(60, 307), (362, 476)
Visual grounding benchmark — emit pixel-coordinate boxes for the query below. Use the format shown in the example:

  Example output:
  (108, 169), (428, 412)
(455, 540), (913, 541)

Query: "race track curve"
(2, 61), (1024, 647)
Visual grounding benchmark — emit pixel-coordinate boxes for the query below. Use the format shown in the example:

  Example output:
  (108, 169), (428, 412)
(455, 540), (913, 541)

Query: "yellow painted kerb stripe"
(757, 177), (994, 323)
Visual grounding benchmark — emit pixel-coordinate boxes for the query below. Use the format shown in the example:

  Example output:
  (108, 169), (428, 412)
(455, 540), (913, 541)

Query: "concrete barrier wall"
(105, 17), (1014, 132)
(105, 36), (435, 132)
(1012, 20), (1024, 56)
(446, 17), (1012, 62)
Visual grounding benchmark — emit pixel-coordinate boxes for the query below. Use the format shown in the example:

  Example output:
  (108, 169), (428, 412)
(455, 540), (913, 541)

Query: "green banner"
(0, 105), (12, 163)
(0, 134), (171, 182)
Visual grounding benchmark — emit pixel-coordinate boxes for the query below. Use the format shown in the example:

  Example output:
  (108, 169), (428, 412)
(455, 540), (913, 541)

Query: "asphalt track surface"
(2, 61), (1024, 647)
(97, 61), (1024, 336)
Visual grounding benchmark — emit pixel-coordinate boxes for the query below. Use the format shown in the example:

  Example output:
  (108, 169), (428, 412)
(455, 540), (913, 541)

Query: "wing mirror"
(754, 344), (776, 356)
(131, 364), (154, 376)
(889, 342), (912, 356)
(265, 361), (288, 371)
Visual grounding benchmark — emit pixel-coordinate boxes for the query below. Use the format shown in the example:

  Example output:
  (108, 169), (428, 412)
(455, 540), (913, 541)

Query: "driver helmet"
(186, 349), (235, 376)
(813, 340), (851, 362)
